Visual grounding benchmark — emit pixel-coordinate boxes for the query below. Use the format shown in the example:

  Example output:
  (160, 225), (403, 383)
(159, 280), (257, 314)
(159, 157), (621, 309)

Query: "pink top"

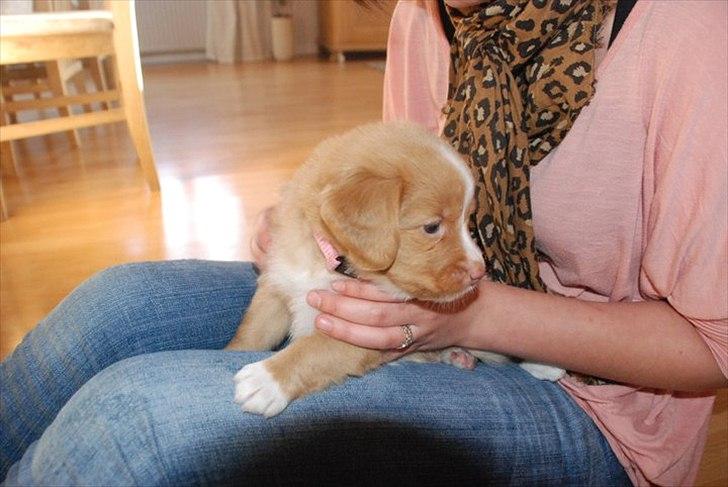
(383, 1), (728, 485)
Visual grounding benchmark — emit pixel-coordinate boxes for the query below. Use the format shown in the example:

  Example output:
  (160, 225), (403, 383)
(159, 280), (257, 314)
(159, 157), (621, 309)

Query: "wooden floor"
(0, 59), (725, 485)
(0, 59), (384, 354)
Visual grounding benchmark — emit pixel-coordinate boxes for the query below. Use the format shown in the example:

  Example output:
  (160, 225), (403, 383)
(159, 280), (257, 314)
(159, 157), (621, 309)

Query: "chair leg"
(0, 114), (11, 220)
(72, 74), (93, 113)
(110, 0), (161, 192)
(118, 75), (160, 191)
(0, 90), (19, 177)
(45, 61), (81, 148)
(86, 57), (111, 110)
(3, 91), (18, 125)
(0, 141), (17, 177)
(0, 176), (8, 221)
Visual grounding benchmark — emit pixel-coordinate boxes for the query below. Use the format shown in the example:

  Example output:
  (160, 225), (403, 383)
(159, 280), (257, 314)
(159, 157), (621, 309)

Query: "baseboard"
(141, 50), (208, 66)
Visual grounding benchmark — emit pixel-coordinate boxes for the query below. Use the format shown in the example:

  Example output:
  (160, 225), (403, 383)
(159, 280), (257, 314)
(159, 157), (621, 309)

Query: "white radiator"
(136, 0), (207, 62)
(135, 0), (317, 64)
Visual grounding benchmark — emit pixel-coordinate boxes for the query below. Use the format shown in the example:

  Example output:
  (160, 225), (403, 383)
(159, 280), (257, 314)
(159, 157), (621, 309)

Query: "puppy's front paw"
(519, 362), (566, 381)
(233, 361), (290, 417)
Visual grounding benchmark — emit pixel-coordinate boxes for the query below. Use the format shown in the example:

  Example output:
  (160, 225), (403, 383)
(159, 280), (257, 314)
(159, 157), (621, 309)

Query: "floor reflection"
(161, 176), (245, 261)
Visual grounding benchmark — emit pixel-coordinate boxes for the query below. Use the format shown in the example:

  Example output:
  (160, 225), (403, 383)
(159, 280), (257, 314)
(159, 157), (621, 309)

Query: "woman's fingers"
(250, 206), (275, 269)
(307, 283), (433, 352)
(307, 290), (416, 327)
(315, 313), (416, 350)
(330, 279), (408, 303)
(250, 235), (267, 268)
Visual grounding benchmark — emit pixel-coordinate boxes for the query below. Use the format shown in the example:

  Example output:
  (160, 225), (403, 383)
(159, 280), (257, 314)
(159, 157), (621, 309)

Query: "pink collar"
(314, 232), (341, 272)
(314, 232), (358, 278)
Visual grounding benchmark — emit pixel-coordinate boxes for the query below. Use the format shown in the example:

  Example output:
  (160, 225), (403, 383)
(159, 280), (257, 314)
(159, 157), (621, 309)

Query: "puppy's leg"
(233, 332), (383, 417)
(405, 348), (478, 370)
(468, 350), (513, 364)
(518, 362), (566, 381)
(225, 282), (291, 351)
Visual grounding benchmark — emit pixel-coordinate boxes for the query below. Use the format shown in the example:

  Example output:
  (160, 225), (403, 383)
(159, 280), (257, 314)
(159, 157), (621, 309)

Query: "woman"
(1, 1), (725, 485)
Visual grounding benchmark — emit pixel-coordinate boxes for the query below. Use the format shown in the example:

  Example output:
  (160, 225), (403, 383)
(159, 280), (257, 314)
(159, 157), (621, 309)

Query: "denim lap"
(1, 260), (630, 486)
(1, 260), (257, 474)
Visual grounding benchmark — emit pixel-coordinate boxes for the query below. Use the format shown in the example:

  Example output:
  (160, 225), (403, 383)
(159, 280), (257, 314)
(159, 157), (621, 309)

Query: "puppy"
(226, 122), (563, 417)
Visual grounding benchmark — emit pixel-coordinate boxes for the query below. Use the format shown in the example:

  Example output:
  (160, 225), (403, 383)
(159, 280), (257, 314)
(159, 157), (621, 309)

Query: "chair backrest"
(1, 1), (144, 96)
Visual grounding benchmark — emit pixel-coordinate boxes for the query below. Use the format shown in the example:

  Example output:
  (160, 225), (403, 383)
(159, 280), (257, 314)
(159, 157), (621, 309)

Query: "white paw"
(233, 361), (290, 417)
(519, 362), (566, 381)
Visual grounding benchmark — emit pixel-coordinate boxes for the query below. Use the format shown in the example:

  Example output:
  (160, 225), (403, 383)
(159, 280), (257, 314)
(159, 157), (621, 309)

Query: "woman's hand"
(306, 276), (728, 390)
(306, 279), (478, 360)
(250, 206), (275, 271)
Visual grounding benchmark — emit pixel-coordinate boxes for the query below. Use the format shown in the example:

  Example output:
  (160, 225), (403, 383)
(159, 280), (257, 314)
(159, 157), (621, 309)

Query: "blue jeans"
(1, 260), (631, 486)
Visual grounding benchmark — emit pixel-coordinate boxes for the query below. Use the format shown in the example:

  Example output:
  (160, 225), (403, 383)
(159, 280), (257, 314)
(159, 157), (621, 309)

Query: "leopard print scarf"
(443, 0), (607, 291)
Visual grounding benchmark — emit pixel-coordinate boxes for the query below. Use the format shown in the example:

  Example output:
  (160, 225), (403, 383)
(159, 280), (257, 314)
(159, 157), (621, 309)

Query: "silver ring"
(397, 324), (414, 350)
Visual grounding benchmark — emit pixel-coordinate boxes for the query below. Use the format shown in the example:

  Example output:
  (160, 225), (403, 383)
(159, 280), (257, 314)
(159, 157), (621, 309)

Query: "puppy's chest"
(267, 250), (338, 340)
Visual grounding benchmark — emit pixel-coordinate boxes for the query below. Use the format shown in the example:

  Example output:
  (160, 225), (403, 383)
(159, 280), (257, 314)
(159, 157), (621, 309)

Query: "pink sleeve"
(381, 0), (481, 133)
(382, 1), (450, 134)
(638, 4), (728, 377)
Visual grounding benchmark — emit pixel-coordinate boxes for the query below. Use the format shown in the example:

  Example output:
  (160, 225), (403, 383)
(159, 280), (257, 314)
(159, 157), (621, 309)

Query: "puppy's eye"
(423, 222), (441, 235)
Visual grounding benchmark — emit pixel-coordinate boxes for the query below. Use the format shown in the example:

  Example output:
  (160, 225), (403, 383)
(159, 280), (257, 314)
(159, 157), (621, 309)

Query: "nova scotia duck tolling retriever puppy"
(225, 122), (563, 417)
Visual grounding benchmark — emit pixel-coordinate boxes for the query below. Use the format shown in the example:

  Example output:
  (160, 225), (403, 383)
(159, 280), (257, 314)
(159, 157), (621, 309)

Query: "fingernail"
(317, 316), (332, 332)
(331, 281), (345, 292)
(307, 291), (321, 307)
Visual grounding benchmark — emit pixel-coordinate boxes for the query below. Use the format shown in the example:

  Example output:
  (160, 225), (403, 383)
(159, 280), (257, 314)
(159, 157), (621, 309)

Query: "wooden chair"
(30, 0), (115, 114)
(0, 0), (159, 220)
(2, 60), (86, 149)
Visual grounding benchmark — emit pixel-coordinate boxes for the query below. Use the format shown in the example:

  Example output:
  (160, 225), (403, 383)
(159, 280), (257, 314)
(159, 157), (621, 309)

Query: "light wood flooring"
(0, 59), (725, 485)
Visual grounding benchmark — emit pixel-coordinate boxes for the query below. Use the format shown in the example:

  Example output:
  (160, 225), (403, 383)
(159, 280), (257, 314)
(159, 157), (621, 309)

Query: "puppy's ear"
(320, 169), (401, 272)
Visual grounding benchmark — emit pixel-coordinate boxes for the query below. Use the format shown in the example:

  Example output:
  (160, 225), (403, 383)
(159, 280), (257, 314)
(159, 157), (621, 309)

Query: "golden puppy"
(226, 122), (560, 417)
